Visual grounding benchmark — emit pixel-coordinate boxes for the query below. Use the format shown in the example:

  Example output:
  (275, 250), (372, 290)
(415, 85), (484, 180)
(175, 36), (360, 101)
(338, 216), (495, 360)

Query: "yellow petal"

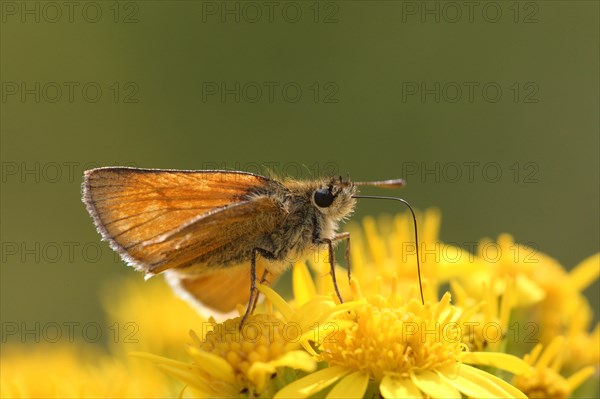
(293, 262), (318, 306)
(569, 253), (600, 292)
(187, 346), (236, 384)
(410, 370), (461, 399)
(536, 336), (564, 370)
(498, 278), (515, 337)
(290, 318), (353, 353)
(423, 207), (442, 243)
(154, 363), (224, 397)
(363, 216), (386, 265)
(274, 366), (349, 399)
(437, 251), (489, 281)
(566, 366), (596, 391)
(497, 233), (515, 252)
(325, 371), (369, 398)
(464, 364), (527, 399)
(131, 352), (215, 394)
(514, 274), (545, 305)
(380, 375), (423, 398)
(248, 350), (316, 381)
(271, 350), (317, 372)
(462, 352), (531, 376)
(290, 296), (336, 328)
(437, 363), (514, 398)
(313, 265), (351, 301)
(526, 343), (544, 365)
(298, 339), (319, 357)
(450, 280), (469, 306)
(248, 351), (317, 393)
(257, 283), (293, 321)
(130, 351), (190, 369)
(307, 248), (331, 274)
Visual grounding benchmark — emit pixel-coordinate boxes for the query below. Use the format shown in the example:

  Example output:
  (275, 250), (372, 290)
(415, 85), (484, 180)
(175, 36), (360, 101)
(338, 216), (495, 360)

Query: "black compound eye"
(314, 188), (335, 208)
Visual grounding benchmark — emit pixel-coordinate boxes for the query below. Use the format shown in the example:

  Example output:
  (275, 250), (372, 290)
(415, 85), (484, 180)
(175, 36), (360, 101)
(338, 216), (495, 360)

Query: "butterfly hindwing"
(165, 258), (281, 314)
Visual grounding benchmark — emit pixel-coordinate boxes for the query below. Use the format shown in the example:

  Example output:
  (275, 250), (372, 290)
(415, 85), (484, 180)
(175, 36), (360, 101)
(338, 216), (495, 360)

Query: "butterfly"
(82, 167), (422, 323)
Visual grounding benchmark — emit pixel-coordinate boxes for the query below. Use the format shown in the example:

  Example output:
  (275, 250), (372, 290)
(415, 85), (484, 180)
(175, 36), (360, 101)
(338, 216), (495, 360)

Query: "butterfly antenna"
(352, 178), (406, 189)
(352, 193), (425, 304)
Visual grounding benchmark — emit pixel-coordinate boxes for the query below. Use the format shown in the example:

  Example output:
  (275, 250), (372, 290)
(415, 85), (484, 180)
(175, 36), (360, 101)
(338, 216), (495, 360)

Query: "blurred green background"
(1, 0), (598, 349)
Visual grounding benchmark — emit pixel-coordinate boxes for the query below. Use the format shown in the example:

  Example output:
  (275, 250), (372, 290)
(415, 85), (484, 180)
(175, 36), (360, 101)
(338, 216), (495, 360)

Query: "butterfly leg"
(318, 238), (342, 303)
(250, 269), (270, 314)
(316, 232), (351, 304)
(240, 248), (275, 329)
(335, 232), (352, 285)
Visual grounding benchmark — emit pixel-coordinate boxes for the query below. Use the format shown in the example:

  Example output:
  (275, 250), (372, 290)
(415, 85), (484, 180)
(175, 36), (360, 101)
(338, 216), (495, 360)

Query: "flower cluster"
(2, 209), (598, 398)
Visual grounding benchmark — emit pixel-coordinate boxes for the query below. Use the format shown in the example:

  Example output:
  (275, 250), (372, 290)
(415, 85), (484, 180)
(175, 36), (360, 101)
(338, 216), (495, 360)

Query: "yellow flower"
(2, 277), (194, 399)
(327, 209), (489, 303)
(130, 211), (598, 399)
(532, 253), (599, 344)
(513, 336), (596, 399)
(451, 277), (516, 353)
(458, 233), (548, 307)
(556, 254), (600, 358)
(101, 275), (205, 357)
(10, 209), (594, 398)
(567, 253), (600, 295)
(276, 275), (530, 398)
(0, 344), (175, 398)
(563, 300), (600, 370)
(455, 235), (600, 352)
(137, 285), (352, 398)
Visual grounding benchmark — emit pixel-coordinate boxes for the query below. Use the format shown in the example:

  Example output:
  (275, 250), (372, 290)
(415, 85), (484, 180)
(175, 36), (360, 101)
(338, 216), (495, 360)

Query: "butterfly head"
(310, 176), (357, 221)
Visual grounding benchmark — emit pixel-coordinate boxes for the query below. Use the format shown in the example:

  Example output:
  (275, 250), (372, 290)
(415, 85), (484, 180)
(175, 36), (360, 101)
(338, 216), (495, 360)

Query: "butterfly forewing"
(83, 167), (284, 274)
(141, 196), (284, 274)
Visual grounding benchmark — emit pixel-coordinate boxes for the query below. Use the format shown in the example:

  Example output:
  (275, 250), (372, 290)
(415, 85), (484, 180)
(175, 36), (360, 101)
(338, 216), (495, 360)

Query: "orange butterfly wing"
(82, 167), (286, 275)
(165, 259), (273, 314)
